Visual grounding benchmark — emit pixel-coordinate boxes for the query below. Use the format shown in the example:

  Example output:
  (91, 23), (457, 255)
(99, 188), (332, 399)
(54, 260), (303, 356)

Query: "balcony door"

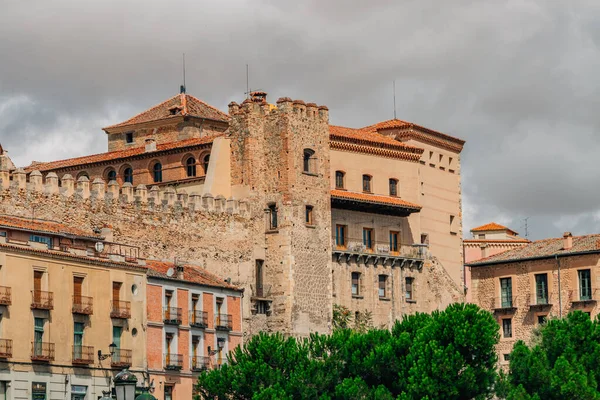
(34, 271), (43, 303)
(74, 277), (83, 306)
(34, 318), (44, 356)
(112, 326), (122, 362)
(73, 322), (83, 359)
(500, 277), (512, 307)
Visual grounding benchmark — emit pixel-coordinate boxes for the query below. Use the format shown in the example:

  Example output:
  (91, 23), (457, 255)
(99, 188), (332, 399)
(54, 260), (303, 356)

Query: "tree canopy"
(195, 303), (499, 399)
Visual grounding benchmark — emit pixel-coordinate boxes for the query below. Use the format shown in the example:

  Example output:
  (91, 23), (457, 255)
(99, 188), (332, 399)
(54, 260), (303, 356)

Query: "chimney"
(250, 91), (267, 103)
(563, 232), (573, 250)
(145, 138), (157, 153)
(176, 265), (184, 280)
(100, 225), (113, 242)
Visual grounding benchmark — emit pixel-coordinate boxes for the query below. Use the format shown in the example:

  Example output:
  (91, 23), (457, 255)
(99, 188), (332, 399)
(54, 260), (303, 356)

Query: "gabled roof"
(467, 234), (600, 266)
(25, 135), (219, 173)
(145, 260), (241, 292)
(471, 222), (518, 235)
(0, 215), (101, 240)
(103, 93), (230, 131)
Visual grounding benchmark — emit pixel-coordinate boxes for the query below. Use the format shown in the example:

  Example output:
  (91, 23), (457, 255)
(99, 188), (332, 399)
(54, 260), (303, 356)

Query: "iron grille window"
(502, 318), (512, 338)
(500, 277), (512, 308)
(351, 272), (360, 296)
(579, 269), (592, 300)
(389, 179), (398, 196)
(335, 171), (345, 189)
(535, 274), (548, 305)
(362, 175), (372, 193)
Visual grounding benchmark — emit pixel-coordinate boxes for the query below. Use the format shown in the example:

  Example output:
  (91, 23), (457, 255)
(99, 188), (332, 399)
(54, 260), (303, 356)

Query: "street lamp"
(98, 343), (117, 361)
(114, 369), (137, 400)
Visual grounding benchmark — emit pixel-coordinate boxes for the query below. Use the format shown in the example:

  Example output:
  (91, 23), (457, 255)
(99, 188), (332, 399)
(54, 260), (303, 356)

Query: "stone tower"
(228, 93), (332, 336)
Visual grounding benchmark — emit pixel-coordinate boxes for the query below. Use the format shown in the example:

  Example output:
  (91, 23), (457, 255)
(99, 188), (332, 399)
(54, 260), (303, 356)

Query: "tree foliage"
(196, 303), (499, 399)
(499, 311), (600, 399)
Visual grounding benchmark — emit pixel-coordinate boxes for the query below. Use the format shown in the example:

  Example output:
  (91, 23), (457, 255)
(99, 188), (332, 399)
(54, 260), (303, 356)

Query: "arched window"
(76, 171), (89, 180)
(362, 175), (372, 193)
(152, 162), (162, 183)
(303, 149), (315, 174)
(335, 171), (345, 189)
(389, 178), (398, 196)
(186, 157), (196, 177)
(106, 169), (117, 182)
(203, 154), (210, 174)
(123, 167), (133, 184)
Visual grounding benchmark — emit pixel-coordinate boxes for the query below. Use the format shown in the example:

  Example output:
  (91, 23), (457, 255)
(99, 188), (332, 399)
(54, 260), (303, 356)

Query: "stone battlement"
(0, 168), (250, 217)
(228, 95), (329, 123)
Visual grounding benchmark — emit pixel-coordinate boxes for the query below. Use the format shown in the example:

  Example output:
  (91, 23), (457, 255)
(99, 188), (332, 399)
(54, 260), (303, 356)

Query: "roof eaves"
(467, 249), (600, 267)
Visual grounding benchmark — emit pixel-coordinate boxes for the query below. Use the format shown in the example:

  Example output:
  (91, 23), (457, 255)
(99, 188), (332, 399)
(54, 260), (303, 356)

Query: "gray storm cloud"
(1, 0), (600, 240)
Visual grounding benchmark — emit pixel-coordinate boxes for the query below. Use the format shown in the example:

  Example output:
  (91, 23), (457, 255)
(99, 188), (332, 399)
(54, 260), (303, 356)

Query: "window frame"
(535, 273), (549, 305)
(305, 205), (314, 226)
(335, 171), (345, 189)
(303, 149), (316, 174)
(500, 277), (513, 308)
(267, 204), (278, 230)
(378, 275), (387, 298)
(389, 178), (398, 197)
(202, 154), (210, 175)
(579, 269), (592, 300)
(152, 162), (163, 183)
(389, 231), (399, 254)
(502, 318), (512, 338)
(362, 175), (372, 193)
(351, 272), (361, 297)
(125, 132), (134, 144)
(405, 277), (414, 301)
(362, 228), (374, 251)
(123, 167), (133, 184)
(335, 225), (347, 249)
(185, 156), (197, 178)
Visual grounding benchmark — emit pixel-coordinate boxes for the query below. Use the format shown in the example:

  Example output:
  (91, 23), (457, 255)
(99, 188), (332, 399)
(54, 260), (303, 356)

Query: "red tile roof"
(145, 260), (241, 291)
(103, 94), (230, 130)
(329, 125), (423, 154)
(468, 234), (600, 266)
(471, 222), (518, 235)
(362, 119), (465, 146)
(25, 135), (220, 173)
(330, 189), (422, 211)
(463, 239), (530, 244)
(0, 215), (100, 239)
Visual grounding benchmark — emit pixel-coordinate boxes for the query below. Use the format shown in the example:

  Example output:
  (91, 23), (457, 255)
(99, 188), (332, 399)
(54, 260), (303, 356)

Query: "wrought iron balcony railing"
(331, 237), (427, 259)
(0, 339), (12, 358)
(0, 286), (11, 306)
(111, 348), (132, 368)
(72, 295), (93, 315)
(569, 288), (600, 304)
(164, 353), (183, 370)
(191, 356), (210, 371)
(163, 307), (182, 325)
(215, 314), (233, 331)
(250, 284), (272, 299)
(527, 294), (553, 308)
(31, 342), (55, 361)
(110, 301), (131, 319)
(31, 291), (53, 310)
(491, 296), (518, 312)
(72, 345), (94, 364)
(190, 310), (208, 328)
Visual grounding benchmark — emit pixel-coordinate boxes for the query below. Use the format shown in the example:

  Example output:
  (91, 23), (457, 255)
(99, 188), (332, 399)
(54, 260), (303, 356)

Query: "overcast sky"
(1, 0), (599, 241)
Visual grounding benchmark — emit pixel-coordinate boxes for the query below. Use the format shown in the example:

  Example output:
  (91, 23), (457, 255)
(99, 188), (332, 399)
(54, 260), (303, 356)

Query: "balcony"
(331, 237), (426, 267)
(0, 339), (12, 358)
(164, 353), (183, 370)
(190, 310), (208, 328)
(110, 301), (131, 319)
(569, 289), (599, 306)
(31, 291), (53, 310)
(72, 295), (93, 315)
(215, 314), (233, 331)
(72, 345), (94, 364)
(94, 242), (140, 263)
(527, 294), (553, 310)
(250, 284), (272, 300)
(111, 349), (132, 368)
(31, 342), (55, 362)
(491, 296), (518, 314)
(191, 356), (210, 372)
(163, 307), (182, 325)
(0, 287), (11, 306)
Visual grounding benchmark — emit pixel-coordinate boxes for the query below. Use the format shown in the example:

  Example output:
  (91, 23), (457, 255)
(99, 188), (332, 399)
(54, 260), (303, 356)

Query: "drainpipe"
(555, 255), (562, 318)
(391, 264), (396, 327)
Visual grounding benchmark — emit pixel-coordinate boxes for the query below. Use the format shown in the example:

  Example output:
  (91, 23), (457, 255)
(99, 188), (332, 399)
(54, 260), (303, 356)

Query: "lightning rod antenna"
(393, 80), (397, 120)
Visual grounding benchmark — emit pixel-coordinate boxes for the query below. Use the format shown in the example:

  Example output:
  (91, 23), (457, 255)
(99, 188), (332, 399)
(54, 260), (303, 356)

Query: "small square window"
(503, 353), (510, 361)
(125, 132), (133, 144)
(537, 315), (547, 325)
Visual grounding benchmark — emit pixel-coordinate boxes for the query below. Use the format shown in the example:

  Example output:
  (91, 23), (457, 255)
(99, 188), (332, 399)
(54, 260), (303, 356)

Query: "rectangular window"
(112, 326), (122, 363)
(112, 282), (121, 303)
(335, 171), (344, 189)
(33, 318), (44, 357)
(389, 179), (398, 196)
(362, 228), (373, 251)
(305, 205), (314, 225)
(405, 277), (414, 301)
(579, 269), (592, 300)
(420, 234), (429, 245)
(378, 275), (387, 298)
(30, 235), (52, 249)
(268, 204), (278, 230)
(335, 225), (347, 248)
(503, 354), (510, 362)
(502, 318), (512, 338)
(535, 274), (548, 305)
(125, 132), (133, 144)
(449, 215), (457, 234)
(537, 315), (547, 325)
(362, 175), (372, 193)
(389, 231), (399, 254)
(351, 272), (360, 296)
(500, 277), (512, 308)
(73, 276), (83, 305)
(74, 322), (84, 359)
(478, 234), (485, 239)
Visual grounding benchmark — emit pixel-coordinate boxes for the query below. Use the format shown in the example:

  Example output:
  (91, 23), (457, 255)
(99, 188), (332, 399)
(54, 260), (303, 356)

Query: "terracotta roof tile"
(145, 260), (241, 291)
(362, 118), (465, 146)
(0, 215), (100, 239)
(471, 222), (518, 235)
(468, 233), (600, 266)
(331, 189), (421, 211)
(329, 125), (423, 153)
(25, 135), (220, 173)
(103, 94), (230, 130)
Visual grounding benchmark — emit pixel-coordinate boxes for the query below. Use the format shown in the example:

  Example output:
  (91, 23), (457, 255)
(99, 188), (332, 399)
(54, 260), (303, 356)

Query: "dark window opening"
(378, 275), (387, 298)
(305, 205), (314, 225)
(335, 225), (347, 248)
(362, 228), (373, 250)
(362, 175), (372, 193)
(405, 277), (414, 300)
(351, 272), (360, 296)
(186, 157), (196, 177)
(389, 179), (398, 196)
(502, 318), (512, 338)
(125, 132), (133, 144)
(123, 167), (133, 184)
(107, 170), (117, 182)
(203, 155), (210, 174)
(303, 149), (315, 174)
(268, 204), (278, 230)
(335, 171), (345, 189)
(153, 163), (162, 183)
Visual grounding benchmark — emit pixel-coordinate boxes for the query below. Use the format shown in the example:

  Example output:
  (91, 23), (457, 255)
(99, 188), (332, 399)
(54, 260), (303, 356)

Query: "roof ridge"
(184, 94), (230, 120)
(103, 94), (181, 130)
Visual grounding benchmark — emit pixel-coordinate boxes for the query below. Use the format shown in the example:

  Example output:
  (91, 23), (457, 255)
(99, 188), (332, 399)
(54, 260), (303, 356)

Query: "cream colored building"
(468, 232), (600, 363)
(0, 216), (147, 400)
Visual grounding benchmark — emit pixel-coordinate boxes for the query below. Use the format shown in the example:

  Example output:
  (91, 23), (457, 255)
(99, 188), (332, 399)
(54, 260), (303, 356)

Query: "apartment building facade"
(468, 232), (600, 363)
(0, 216), (147, 400)
(145, 261), (242, 400)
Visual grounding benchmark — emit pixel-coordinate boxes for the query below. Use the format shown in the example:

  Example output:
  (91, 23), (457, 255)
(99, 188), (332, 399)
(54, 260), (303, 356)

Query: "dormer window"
(168, 105), (182, 115)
